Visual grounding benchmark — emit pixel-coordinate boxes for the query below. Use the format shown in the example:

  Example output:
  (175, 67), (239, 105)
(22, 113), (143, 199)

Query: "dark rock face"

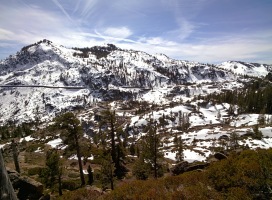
(185, 163), (208, 172)
(170, 161), (210, 175)
(17, 176), (43, 200)
(214, 152), (228, 160)
(7, 168), (43, 200)
(7, 168), (20, 188)
(170, 161), (190, 175)
(218, 135), (229, 140)
(0, 151), (18, 200)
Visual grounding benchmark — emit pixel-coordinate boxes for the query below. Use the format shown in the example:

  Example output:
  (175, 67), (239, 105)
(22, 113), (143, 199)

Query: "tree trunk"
(110, 116), (116, 164)
(58, 170), (62, 196)
(75, 133), (85, 186)
(110, 163), (114, 190)
(0, 150), (18, 200)
(11, 140), (20, 173)
(154, 132), (157, 179)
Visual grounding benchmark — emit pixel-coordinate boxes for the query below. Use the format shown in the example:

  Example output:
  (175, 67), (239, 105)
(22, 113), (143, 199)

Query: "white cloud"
(176, 19), (196, 40)
(116, 33), (272, 64)
(103, 27), (132, 39)
(138, 37), (177, 46)
(0, 29), (15, 40)
(0, 1), (271, 64)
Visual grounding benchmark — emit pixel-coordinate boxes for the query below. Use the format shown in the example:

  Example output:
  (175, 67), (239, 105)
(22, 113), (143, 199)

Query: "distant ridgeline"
(0, 85), (86, 89)
(72, 44), (118, 59)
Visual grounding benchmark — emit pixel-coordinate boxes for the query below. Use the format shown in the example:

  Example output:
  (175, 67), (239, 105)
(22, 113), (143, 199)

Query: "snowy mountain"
(1, 39), (272, 165)
(0, 39), (271, 125)
(217, 61), (272, 77)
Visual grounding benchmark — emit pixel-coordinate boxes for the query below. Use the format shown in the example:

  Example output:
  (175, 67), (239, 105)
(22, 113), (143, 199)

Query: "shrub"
(61, 180), (78, 191)
(28, 167), (43, 176)
(67, 171), (80, 179)
(225, 187), (251, 200)
(207, 149), (272, 199)
(57, 187), (102, 200)
(25, 143), (44, 152)
(132, 158), (150, 180)
(104, 171), (220, 200)
(104, 149), (272, 200)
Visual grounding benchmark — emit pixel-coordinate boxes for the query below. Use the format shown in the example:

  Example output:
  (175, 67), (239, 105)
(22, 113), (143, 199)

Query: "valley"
(0, 39), (272, 199)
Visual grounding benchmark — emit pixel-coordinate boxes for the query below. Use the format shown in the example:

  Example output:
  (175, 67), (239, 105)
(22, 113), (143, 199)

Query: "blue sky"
(0, 0), (272, 63)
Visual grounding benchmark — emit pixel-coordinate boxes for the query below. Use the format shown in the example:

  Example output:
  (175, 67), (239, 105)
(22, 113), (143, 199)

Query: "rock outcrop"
(214, 152), (228, 160)
(0, 150), (18, 200)
(170, 152), (229, 175)
(170, 161), (209, 175)
(7, 168), (43, 200)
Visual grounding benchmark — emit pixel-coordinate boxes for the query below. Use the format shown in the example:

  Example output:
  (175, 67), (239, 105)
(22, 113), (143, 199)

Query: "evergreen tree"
(100, 109), (127, 179)
(54, 112), (85, 186)
(129, 143), (136, 156)
(175, 136), (184, 162)
(100, 153), (114, 190)
(209, 81), (272, 114)
(258, 110), (266, 126)
(253, 124), (263, 140)
(0, 126), (10, 140)
(87, 165), (94, 185)
(132, 156), (149, 180)
(114, 139), (127, 179)
(40, 149), (62, 195)
(229, 132), (239, 150)
(181, 113), (190, 131)
(141, 123), (163, 178)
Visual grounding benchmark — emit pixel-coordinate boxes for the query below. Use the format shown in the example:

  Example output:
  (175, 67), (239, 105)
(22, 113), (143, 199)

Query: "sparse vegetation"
(1, 41), (272, 200)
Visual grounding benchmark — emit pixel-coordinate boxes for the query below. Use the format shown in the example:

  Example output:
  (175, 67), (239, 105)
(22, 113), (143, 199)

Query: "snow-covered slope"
(0, 39), (271, 124)
(217, 61), (272, 77)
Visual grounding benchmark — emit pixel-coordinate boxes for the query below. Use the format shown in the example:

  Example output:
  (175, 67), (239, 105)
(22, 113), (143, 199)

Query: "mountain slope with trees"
(0, 40), (272, 199)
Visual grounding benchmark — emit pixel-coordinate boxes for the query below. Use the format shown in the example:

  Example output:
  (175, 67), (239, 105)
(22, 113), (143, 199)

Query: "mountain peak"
(21, 39), (54, 52)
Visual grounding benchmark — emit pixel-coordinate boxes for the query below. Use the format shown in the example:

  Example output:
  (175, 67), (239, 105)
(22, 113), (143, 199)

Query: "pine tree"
(175, 136), (184, 162)
(100, 153), (114, 190)
(100, 109), (127, 179)
(132, 156), (149, 180)
(87, 165), (94, 185)
(253, 124), (263, 140)
(54, 112), (85, 186)
(114, 138), (127, 179)
(129, 143), (136, 156)
(142, 123), (163, 178)
(229, 132), (239, 150)
(181, 113), (190, 131)
(258, 109), (266, 125)
(40, 149), (62, 195)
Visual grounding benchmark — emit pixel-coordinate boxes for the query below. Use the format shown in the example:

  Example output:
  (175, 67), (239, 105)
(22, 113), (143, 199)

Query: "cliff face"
(0, 150), (17, 200)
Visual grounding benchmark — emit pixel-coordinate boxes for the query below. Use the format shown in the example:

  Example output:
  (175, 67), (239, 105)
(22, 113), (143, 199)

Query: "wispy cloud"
(103, 27), (132, 39)
(51, 0), (73, 22)
(0, 29), (15, 40)
(80, 0), (98, 18)
(0, 0), (271, 64)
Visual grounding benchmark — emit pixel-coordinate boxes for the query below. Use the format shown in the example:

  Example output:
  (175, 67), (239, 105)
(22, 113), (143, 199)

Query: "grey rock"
(0, 150), (18, 200)
(214, 152), (228, 160)
(170, 161), (189, 175)
(7, 168), (43, 200)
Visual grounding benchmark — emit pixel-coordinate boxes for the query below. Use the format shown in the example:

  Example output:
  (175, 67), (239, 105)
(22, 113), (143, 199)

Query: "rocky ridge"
(1, 39), (271, 125)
